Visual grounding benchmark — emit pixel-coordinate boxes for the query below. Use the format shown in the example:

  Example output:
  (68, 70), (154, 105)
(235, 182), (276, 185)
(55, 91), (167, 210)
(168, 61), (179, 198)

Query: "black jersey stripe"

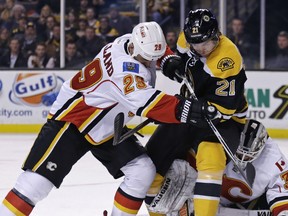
(194, 182), (222, 198)
(51, 92), (83, 120)
(117, 187), (143, 202)
(81, 103), (117, 135)
(136, 90), (162, 116)
(269, 196), (288, 207)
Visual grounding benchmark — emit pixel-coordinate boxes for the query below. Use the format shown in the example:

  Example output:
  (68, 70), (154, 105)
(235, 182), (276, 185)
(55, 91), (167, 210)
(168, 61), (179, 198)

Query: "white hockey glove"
(148, 159), (197, 214)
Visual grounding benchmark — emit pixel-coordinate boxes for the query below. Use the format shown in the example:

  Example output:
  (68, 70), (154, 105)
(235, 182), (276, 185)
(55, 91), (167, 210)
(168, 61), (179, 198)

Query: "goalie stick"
(176, 72), (256, 187)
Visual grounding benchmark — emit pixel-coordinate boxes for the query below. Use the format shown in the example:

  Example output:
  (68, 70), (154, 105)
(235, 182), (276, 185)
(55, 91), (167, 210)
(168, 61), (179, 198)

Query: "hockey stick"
(118, 118), (152, 143)
(178, 73), (256, 187)
(113, 112), (125, 146)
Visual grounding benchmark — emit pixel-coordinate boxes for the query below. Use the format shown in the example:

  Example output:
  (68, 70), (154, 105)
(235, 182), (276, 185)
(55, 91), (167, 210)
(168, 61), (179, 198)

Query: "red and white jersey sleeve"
(220, 138), (288, 215)
(48, 34), (180, 144)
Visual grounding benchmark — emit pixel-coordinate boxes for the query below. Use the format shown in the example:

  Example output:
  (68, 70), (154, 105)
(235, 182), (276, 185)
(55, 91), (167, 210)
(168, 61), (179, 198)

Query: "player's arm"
(266, 156), (288, 216)
(115, 65), (219, 126)
(132, 89), (219, 126)
(118, 77), (218, 125)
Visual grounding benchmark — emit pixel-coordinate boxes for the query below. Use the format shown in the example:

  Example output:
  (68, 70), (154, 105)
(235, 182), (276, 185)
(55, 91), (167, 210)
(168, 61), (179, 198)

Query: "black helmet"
(184, 9), (219, 44)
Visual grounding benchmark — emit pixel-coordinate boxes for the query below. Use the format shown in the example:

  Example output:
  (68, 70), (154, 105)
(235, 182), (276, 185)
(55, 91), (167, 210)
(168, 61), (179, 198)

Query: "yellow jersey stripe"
(55, 97), (83, 120)
(32, 122), (70, 171)
(113, 200), (138, 215)
(142, 92), (166, 117)
(79, 109), (102, 132)
(3, 199), (26, 216)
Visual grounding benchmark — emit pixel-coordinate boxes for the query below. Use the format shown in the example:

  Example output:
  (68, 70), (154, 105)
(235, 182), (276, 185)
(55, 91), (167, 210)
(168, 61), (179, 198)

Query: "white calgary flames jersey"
(220, 137), (288, 215)
(48, 34), (179, 144)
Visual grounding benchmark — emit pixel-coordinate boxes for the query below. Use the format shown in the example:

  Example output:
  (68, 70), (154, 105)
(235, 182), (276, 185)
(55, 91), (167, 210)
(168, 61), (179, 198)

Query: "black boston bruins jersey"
(177, 32), (248, 124)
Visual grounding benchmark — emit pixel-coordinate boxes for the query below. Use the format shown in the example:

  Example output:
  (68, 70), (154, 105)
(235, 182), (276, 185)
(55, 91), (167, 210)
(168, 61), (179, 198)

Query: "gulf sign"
(10, 73), (62, 106)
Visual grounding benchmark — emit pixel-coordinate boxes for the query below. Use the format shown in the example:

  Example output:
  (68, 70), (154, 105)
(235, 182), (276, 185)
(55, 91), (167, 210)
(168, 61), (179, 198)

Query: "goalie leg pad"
(148, 159), (197, 214)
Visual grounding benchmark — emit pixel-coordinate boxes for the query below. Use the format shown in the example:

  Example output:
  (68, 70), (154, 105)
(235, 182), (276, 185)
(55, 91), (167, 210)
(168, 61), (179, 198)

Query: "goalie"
(148, 119), (288, 216)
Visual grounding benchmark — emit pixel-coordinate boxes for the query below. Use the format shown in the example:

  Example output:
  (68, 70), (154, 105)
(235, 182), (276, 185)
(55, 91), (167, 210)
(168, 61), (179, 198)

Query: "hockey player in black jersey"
(145, 9), (248, 216)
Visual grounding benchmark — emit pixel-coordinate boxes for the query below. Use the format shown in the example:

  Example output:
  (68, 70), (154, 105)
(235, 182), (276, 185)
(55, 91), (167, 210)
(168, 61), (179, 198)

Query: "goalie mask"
(235, 119), (268, 169)
(129, 21), (166, 61)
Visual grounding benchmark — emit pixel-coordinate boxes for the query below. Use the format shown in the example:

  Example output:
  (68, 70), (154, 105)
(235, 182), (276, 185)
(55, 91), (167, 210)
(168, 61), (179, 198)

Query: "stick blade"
(113, 112), (124, 146)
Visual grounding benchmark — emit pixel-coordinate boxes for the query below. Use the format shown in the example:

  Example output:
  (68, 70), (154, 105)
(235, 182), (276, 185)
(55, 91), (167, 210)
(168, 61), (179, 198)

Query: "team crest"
(123, 62), (139, 73)
(217, 57), (235, 71)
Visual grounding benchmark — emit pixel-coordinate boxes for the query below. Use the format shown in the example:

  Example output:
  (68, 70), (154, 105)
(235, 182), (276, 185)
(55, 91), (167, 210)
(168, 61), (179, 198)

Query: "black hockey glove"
(176, 96), (219, 128)
(160, 55), (185, 83)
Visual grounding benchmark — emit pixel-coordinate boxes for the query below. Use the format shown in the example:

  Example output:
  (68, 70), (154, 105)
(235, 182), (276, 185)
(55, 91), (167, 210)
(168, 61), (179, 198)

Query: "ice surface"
(0, 134), (287, 216)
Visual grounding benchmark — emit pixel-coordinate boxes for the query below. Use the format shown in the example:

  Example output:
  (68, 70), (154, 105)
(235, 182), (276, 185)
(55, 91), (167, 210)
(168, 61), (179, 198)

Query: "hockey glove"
(176, 96), (219, 128)
(160, 55), (185, 83)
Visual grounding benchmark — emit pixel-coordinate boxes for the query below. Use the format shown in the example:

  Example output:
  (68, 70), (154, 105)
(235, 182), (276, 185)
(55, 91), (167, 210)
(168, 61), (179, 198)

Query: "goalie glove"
(176, 96), (220, 128)
(160, 55), (185, 82)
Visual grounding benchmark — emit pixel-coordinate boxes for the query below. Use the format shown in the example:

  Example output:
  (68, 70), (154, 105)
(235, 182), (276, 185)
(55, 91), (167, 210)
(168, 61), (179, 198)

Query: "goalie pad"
(167, 205), (272, 216)
(148, 159), (197, 214)
(217, 206), (271, 216)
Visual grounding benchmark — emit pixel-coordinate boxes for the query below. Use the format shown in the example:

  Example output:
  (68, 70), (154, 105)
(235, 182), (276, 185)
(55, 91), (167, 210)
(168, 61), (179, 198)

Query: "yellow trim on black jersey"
(177, 31), (190, 54)
(206, 35), (243, 79)
(177, 32), (243, 79)
(210, 102), (236, 116)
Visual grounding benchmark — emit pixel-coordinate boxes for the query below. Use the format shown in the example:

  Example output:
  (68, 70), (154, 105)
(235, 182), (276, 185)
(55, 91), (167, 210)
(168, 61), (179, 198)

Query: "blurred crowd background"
(0, 0), (287, 70)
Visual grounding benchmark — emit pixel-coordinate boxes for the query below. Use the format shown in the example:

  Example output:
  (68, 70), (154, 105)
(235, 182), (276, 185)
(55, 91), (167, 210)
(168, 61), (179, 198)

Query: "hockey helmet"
(184, 9), (219, 44)
(235, 119), (268, 168)
(129, 21), (166, 61)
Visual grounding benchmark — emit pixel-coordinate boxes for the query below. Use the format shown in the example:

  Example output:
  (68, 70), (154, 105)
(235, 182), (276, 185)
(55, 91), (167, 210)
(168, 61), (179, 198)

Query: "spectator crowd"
(0, 0), (135, 69)
(0, 0), (287, 70)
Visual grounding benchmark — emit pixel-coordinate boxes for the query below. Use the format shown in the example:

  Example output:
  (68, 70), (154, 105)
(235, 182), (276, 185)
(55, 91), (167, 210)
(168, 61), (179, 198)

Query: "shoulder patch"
(276, 158), (286, 171)
(123, 62), (139, 73)
(217, 57), (235, 71)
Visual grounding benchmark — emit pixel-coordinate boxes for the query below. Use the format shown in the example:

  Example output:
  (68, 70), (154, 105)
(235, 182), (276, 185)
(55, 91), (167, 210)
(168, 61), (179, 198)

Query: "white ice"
(0, 134), (287, 216)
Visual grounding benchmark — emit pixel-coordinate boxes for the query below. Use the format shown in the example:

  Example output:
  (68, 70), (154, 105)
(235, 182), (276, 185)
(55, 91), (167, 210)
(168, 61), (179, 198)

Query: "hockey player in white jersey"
(219, 119), (288, 216)
(0, 21), (218, 216)
(148, 119), (288, 216)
